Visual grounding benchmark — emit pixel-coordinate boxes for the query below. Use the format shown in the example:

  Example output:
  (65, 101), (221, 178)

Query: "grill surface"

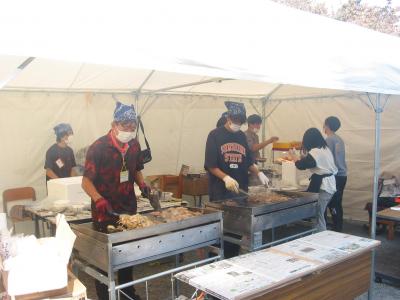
(206, 190), (318, 251)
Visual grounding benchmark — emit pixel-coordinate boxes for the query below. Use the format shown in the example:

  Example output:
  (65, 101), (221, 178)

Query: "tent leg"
(368, 93), (382, 300)
(261, 99), (267, 167)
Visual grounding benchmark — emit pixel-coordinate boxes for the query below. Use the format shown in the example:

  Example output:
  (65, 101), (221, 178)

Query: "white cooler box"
(47, 176), (90, 204)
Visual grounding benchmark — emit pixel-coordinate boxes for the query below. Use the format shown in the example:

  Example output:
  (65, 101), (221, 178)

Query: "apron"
(307, 173), (333, 193)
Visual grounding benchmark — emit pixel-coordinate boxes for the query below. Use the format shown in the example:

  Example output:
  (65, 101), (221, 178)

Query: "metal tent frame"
(1, 61), (391, 299)
(131, 72), (392, 299)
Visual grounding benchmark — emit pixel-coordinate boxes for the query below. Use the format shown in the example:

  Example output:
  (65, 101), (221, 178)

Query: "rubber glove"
(139, 182), (151, 199)
(95, 197), (112, 222)
(258, 172), (270, 186)
(223, 176), (239, 194)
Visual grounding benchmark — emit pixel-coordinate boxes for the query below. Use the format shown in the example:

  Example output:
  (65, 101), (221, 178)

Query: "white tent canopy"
(0, 0), (399, 216)
(0, 0), (399, 215)
(0, 56), (353, 100)
(1, 0), (400, 95)
(2, 1), (400, 295)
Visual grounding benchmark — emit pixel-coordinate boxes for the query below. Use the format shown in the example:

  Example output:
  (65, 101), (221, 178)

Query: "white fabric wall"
(265, 96), (400, 221)
(0, 92), (258, 204)
(0, 91), (398, 221)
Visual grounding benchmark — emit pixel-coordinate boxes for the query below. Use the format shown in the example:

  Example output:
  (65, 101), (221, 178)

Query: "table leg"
(387, 222), (395, 240)
(34, 215), (40, 238)
(50, 222), (56, 236)
(174, 254), (180, 296)
(41, 219), (46, 237)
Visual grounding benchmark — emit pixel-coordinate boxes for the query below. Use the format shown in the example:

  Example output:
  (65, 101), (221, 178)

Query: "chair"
(2, 187), (36, 231)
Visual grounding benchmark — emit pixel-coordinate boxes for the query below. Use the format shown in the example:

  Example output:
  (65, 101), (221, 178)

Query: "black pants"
(325, 176), (347, 232)
(224, 241), (240, 258)
(95, 267), (139, 300)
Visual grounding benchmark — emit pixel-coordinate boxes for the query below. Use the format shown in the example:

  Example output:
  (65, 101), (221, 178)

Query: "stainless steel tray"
(72, 207), (222, 244)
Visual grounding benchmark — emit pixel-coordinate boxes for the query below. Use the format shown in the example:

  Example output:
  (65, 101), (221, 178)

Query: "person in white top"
(289, 128), (338, 231)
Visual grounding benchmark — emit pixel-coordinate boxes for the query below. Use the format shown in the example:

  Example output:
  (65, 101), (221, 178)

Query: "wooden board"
(253, 252), (371, 300)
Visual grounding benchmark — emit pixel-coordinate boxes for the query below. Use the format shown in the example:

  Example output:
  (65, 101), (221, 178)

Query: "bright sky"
(318, 0), (400, 12)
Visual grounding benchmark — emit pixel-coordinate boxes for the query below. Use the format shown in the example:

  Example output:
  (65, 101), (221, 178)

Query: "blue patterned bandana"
(54, 123), (73, 138)
(225, 101), (246, 116)
(113, 101), (137, 122)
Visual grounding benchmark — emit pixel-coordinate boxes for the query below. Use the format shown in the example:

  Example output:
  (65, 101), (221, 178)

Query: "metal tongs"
(238, 185), (271, 198)
(144, 178), (162, 212)
(148, 189), (162, 212)
(238, 188), (250, 197)
(106, 206), (132, 217)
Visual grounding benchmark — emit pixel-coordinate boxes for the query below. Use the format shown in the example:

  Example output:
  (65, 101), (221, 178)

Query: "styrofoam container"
(53, 200), (70, 207)
(47, 176), (90, 204)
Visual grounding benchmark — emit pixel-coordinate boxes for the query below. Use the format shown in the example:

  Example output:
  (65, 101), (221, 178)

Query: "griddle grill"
(206, 190), (318, 251)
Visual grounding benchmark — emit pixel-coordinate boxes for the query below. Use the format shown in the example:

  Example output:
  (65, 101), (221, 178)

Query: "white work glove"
(223, 176), (239, 194)
(258, 172), (270, 186)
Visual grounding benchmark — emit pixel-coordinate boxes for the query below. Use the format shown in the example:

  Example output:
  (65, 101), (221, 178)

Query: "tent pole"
(261, 98), (267, 167)
(368, 93), (382, 300)
(249, 99), (261, 115)
(137, 70), (155, 94)
(260, 84), (282, 167)
(269, 92), (358, 102)
(261, 84), (282, 101)
(0, 57), (35, 89)
(141, 78), (233, 95)
(135, 70), (155, 114)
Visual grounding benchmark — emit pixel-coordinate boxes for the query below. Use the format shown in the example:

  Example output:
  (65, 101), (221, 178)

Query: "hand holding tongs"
(147, 189), (162, 212)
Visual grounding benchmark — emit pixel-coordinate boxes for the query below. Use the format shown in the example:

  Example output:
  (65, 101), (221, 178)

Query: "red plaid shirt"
(84, 131), (144, 225)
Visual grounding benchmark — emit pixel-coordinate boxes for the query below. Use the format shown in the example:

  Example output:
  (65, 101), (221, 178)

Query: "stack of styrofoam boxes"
(47, 176), (90, 205)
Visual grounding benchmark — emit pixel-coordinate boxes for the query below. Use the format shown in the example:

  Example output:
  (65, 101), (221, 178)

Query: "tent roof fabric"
(2, 56), (341, 98)
(1, 0), (400, 96)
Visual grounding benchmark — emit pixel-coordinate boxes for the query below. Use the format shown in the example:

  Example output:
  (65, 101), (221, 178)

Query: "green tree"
(335, 0), (400, 36)
(272, 0), (400, 36)
(273, 0), (328, 15)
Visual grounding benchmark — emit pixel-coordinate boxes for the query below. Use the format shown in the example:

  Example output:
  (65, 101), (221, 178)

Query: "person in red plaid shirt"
(82, 101), (149, 300)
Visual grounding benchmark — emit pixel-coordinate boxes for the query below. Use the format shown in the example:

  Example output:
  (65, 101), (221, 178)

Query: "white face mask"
(116, 130), (136, 143)
(253, 128), (260, 134)
(65, 135), (73, 145)
(229, 123), (241, 132)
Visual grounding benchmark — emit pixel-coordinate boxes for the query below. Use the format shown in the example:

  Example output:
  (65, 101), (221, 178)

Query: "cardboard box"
(1, 261), (68, 298)
(53, 271), (87, 300)
(146, 174), (182, 198)
(0, 215), (76, 298)
(0, 271), (86, 300)
(182, 175), (208, 196)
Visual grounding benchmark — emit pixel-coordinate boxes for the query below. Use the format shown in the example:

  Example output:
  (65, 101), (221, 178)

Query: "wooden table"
(375, 206), (400, 285)
(176, 231), (380, 300)
(376, 205), (400, 240)
(254, 252), (371, 300)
